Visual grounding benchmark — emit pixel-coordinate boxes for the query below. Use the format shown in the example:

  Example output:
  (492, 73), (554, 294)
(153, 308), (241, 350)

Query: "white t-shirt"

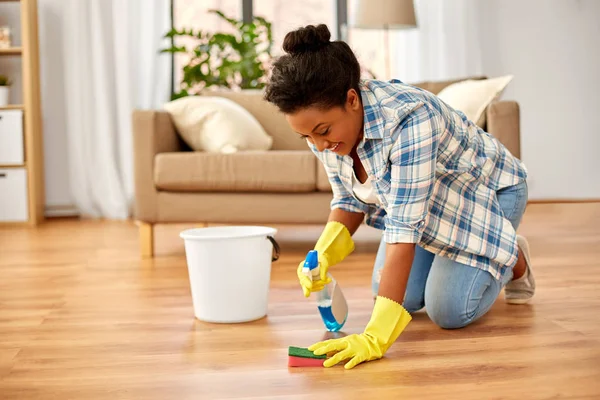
(352, 172), (380, 205)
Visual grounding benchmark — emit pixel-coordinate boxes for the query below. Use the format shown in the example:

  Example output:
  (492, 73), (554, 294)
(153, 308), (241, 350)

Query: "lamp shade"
(349, 0), (417, 29)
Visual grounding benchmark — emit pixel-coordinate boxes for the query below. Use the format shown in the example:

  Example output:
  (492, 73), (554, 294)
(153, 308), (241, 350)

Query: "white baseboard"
(45, 204), (80, 217)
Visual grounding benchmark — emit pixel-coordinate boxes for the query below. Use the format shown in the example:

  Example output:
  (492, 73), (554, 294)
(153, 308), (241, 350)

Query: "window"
(253, 0), (337, 55)
(171, 0), (242, 91)
(173, 0), (241, 30)
(170, 0), (388, 95)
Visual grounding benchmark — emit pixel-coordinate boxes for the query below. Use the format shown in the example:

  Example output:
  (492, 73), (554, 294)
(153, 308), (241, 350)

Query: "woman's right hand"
(296, 221), (355, 297)
(296, 257), (332, 297)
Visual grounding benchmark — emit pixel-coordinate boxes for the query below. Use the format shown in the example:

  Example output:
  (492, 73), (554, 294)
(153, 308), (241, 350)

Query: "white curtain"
(394, 0), (483, 82)
(62, 0), (171, 219)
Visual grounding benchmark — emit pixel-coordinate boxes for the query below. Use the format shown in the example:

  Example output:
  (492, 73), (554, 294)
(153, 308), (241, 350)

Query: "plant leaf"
(168, 9), (274, 92)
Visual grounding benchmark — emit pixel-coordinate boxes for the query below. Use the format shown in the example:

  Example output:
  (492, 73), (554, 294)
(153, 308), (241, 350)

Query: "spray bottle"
(302, 250), (348, 331)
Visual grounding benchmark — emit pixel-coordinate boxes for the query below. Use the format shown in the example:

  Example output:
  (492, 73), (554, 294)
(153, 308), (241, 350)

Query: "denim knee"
(425, 299), (474, 329)
(403, 295), (425, 314)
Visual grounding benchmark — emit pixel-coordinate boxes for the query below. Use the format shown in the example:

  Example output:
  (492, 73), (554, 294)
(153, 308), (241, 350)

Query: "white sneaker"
(505, 235), (536, 304)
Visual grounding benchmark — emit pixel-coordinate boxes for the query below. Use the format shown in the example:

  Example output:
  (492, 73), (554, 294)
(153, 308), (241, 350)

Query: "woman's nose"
(315, 138), (330, 152)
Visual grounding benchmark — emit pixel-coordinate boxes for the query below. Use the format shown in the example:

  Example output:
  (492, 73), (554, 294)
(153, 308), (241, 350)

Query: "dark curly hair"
(263, 24), (362, 114)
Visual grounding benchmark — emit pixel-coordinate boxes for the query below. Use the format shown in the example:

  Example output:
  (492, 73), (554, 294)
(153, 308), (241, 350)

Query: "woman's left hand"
(308, 332), (385, 369)
(309, 296), (413, 369)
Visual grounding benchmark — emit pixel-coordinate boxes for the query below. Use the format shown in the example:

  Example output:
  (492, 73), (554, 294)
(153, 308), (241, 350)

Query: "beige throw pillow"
(164, 96), (273, 153)
(436, 75), (514, 127)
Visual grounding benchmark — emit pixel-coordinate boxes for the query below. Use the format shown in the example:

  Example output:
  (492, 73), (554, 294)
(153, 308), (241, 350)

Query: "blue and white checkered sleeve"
(383, 105), (441, 244)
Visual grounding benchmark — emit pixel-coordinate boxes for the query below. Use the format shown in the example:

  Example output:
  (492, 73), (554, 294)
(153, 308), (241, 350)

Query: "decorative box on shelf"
(0, 168), (28, 222)
(0, 26), (11, 49)
(0, 108), (27, 222)
(0, 109), (24, 165)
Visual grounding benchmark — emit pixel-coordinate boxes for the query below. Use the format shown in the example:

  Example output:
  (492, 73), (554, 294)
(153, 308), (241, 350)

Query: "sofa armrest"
(486, 101), (521, 159)
(132, 110), (183, 222)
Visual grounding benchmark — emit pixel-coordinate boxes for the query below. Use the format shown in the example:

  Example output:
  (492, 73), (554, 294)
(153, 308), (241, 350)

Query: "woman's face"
(285, 89), (364, 156)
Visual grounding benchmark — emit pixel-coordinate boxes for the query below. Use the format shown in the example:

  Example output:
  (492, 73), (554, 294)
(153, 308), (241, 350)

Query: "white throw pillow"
(436, 75), (514, 126)
(163, 96), (273, 153)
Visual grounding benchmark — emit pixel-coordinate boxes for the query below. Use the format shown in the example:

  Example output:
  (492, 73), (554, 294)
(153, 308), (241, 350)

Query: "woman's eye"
(319, 128), (330, 136)
(299, 135), (314, 143)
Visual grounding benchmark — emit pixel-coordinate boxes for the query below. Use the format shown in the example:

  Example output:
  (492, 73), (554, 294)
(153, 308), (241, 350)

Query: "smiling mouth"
(330, 143), (341, 152)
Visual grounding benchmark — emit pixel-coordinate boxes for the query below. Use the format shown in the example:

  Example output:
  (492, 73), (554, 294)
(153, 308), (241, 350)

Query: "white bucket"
(179, 225), (280, 323)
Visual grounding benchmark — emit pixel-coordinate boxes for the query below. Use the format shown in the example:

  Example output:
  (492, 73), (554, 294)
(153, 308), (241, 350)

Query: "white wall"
(37, 0), (73, 212)
(478, 0), (600, 200)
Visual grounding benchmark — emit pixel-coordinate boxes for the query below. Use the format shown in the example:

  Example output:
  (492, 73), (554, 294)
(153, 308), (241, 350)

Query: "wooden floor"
(1, 203), (600, 399)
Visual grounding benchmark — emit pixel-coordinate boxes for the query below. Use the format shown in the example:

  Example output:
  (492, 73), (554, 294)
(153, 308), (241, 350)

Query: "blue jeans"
(372, 180), (528, 329)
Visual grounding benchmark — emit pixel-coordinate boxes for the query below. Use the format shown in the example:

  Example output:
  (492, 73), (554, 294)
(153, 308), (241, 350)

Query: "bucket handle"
(267, 236), (280, 262)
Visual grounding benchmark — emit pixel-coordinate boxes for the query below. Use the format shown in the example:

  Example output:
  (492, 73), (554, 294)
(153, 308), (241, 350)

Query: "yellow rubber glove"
(308, 296), (412, 369)
(297, 221), (355, 297)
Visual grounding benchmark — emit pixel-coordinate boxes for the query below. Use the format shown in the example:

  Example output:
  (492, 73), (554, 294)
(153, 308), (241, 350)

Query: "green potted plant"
(161, 10), (273, 100)
(0, 74), (11, 106)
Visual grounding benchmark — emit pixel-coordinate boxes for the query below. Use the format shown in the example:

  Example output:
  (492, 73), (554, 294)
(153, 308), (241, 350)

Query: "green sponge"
(288, 346), (326, 359)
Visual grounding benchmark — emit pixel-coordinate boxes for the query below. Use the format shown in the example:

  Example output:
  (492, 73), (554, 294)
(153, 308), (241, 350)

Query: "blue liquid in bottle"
(318, 301), (346, 332)
(304, 250), (348, 332)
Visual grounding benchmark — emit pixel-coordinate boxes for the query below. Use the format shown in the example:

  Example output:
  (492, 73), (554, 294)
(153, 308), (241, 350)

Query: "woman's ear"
(346, 89), (360, 110)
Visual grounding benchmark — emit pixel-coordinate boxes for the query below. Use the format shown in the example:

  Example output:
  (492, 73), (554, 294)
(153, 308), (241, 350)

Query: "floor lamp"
(349, 0), (418, 80)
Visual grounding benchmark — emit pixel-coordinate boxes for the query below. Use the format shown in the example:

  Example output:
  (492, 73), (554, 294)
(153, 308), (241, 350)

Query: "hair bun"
(283, 24), (331, 55)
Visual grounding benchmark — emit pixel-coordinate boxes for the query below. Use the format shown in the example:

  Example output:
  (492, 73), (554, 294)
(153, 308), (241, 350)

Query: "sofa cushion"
(316, 162), (332, 192)
(163, 96), (273, 153)
(435, 75), (514, 128)
(197, 89), (308, 151)
(411, 76), (487, 95)
(154, 151), (316, 193)
(156, 192), (333, 224)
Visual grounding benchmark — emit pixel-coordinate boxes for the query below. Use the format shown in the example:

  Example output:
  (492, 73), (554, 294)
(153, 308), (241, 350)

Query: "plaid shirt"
(309, 79), (528, 280)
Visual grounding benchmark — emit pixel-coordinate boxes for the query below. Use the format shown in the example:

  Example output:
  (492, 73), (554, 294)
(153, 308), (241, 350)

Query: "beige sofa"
(132, 77), (522, 257)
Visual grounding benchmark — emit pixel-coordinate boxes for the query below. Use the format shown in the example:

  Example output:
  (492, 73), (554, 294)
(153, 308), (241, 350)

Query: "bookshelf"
(0, 0), (44, 225)
(0, 47), (22, 55)
(0, 104), (23, 110)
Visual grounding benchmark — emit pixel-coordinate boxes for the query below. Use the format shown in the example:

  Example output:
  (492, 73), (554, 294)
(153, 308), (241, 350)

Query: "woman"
(263, 24), (534, 370)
